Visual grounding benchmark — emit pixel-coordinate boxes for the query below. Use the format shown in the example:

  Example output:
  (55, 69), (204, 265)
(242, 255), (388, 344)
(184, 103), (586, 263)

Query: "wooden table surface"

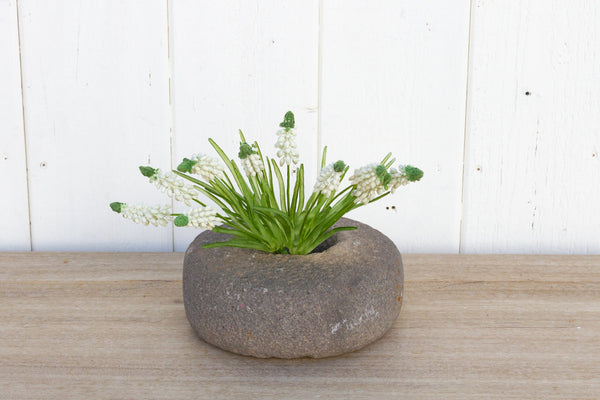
(1, 253), (599, 399)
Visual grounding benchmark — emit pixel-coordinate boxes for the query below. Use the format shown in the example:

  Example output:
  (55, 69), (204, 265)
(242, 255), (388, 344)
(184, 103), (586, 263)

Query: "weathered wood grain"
(1, 253), (598, 399)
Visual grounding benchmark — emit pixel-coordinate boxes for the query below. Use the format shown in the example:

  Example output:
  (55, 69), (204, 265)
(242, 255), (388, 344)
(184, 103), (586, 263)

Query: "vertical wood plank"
(462, 0), (600, 254)
(0, 0), (30, 250)
(18, 0), (172, 251)
(169, 0), (320, 251)
(320, 0), (471, 253)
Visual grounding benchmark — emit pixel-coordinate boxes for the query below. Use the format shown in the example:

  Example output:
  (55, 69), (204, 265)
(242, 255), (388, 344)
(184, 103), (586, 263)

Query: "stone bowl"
(182, 217), (403, 359)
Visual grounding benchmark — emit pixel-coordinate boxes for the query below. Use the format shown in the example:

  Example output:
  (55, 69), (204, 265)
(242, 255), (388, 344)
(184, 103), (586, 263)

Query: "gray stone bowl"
(182, 217), (403, 359)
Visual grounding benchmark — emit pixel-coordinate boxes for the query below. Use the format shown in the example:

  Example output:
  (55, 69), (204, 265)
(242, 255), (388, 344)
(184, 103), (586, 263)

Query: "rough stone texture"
(182, 217), (404, 359)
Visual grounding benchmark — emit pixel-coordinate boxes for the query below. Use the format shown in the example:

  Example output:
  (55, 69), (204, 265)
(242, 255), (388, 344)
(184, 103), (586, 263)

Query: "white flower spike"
(238, 142), (264, 178)
(350, 163), (424, 204)
(110, 110), (424, 255)
(176, 154), (224, 181)
(391, 165), (424, 192)
(313, 160), (346, 197)
(348, 163), (385, 205)
(389, 166), (409, 193)
(275, 111), (299, 167)
(173, 207), (219, 230)
(139, 166), (199, 206)
(110, 202), (171, 227)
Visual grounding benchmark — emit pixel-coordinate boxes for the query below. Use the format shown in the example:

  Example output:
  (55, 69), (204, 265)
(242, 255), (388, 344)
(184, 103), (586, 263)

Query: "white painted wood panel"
(169, 0), (320, 251)
(319, 0), (471, 253)
(462, 0), (600, 254)
(18, 0), (173, 251)
(0, 0), (30, 250)
(5, 0), (600, 253)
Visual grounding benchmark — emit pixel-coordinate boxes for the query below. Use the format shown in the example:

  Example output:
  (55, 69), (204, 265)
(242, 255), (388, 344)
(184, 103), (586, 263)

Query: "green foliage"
(405, 165), (424, 182)
(177, 158), (196, 173)
(110, 202), (123, 213)
(174, 135), (361, 255)
(279, 111), (295, 130)
(139, 166), (157, 177)
(375, 164), (392, 189)
(238, 143), (254, 159)
(333, 160), (346, 172)
(173, 215), (189, 227)
(113, 111), (423, 255)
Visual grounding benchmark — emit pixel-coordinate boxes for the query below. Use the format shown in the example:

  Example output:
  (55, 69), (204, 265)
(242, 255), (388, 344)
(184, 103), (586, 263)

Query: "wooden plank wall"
(462, 0), (600, 254)
(17, 0), (173, 251)
(0, 0), (30, 250)
(169, 0), (320, 252)
(320, 1), (470, 253)
(1, 0), (599, 254)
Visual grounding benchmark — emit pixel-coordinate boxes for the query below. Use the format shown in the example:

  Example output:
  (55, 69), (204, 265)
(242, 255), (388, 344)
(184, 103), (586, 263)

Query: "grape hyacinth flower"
(313, 160), (346, 197)
(275, 111), (299, 166)
(110, 110), (424, 255)
(348, 163), (387, 205)
(176, 154), (224, 181)
(238, 142), (264, 178)
(173, 207), (219, 229)
(389, 165), (424, 193)
(110, 202), (171, 227)
(349, 163), (422, 205)
(140, 166), (198, 206)
(388, 165), (420, 193)
(386, 169), (403, 194)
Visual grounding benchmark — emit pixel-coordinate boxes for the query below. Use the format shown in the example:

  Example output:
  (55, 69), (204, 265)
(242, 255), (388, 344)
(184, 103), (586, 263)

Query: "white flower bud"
(185, 207), (219, 230)
(241, 153), (264, 178)
(389, 166), (409, 193)
(348, 163), (386, 205)
(120, 204), (172, 227)
(188, 154), (224, 181)
(149, 170), (199, 206)
(275, 128), (300, 166)
(313, 163), (343, 197)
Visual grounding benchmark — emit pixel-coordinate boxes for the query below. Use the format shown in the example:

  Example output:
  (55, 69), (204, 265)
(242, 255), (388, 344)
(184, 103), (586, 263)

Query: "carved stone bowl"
(182, 217), (403, 358)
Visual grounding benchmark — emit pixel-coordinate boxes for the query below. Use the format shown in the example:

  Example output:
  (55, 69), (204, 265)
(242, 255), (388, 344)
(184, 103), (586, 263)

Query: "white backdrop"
(1, 0), (599, 254)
